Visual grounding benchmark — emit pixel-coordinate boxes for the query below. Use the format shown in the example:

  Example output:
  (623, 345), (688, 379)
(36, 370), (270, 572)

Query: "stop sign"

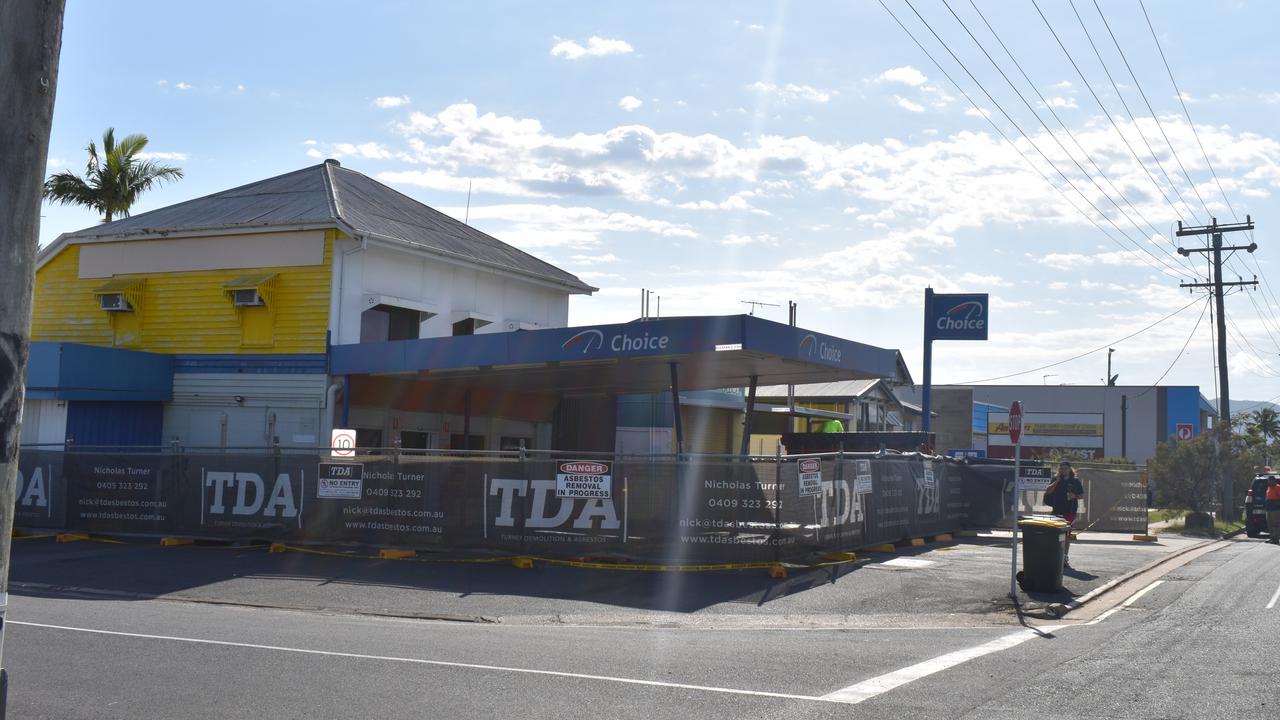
(1008, 401), (1024, 445)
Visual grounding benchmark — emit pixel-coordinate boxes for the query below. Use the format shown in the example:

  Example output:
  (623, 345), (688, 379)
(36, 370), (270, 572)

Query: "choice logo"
(937, 300), (985, 332)
(799, 334), (843, 363)
(561, 329), (605, 354)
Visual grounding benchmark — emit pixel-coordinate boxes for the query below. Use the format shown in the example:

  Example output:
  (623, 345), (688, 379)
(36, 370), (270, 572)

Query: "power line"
(1030, 0), (1200, 226)
(1133, 296), (1211, 396)
(887, 0), (1195, 281)
(945, 0), (1188, 270)
(1088, 0), (1212, 219)
(956, 295), (1204, 384)
(1137, 0), (1237, 221)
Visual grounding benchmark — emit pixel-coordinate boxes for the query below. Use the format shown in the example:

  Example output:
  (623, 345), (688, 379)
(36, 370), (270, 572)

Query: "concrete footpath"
(9, 531), (1212, 628)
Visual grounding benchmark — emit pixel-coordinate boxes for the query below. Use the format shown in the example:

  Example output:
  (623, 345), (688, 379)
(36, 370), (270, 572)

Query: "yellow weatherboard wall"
(32, 231), (336, 354)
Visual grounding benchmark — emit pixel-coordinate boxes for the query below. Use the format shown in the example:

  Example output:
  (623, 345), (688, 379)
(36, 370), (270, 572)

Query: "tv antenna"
(740, 300), (779, 316)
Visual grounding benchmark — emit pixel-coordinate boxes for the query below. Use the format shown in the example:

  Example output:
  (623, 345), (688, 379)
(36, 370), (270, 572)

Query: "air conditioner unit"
(99, 293), (131, 312)
(232, 288), (264, 307)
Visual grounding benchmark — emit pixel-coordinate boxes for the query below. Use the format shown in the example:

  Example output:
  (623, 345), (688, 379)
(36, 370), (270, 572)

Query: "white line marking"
(7, 620), (825, 704)
(1121, 580), (1164, 608)
(1087, 607), (1122, 625)
(820, 628), (1040, 704)
(1267, 580), (1280, 610)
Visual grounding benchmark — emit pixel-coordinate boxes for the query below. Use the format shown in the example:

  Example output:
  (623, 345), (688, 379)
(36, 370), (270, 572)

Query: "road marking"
(820, 628), (1040, 704)
(7, 620), (826, 704)
(1267, 580), (1280, 610)
(1121, 580), (1164, 608)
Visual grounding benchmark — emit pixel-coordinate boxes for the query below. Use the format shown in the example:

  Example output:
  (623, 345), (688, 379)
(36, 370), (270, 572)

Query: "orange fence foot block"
(821, 551), (857, 563)
(932, 533), (954, 543)
(1132, 534), (1158, 542)
(868, 543), (897, 553)
(512, 557), (534, 569)
(379, 549), (417, 560)
(269, 543), (288, 554)
(160, 537), (193, 547)
(56, 533), (89, 544)
(768, 564), (787, 578)
(909, 538), (926, 547)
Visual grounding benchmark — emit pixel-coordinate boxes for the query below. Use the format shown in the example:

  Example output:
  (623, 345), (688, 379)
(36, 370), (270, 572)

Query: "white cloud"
(550, 36), (634, 60)
(374, 95), (411, 109)
(747, 23), (765, 31)
(305, 148), (323, 159)
(1044, 96), (1078, 109)
(1178, 91), (1198, 104)
(879, 66), (928, 87)
(896, 97), (925, 113)
(964, 107), (992, 118)
(569, 253), (620, 264)
(618, 95), (643, 112)
(429, 202), (696, 250)
(175, 82), (192, 91)
(303, 139), (318, 146)
(136, 151), (188, 161)
(156, 80), (168, 87)
(749, 82), (834, 103)
(235, 84), (245, 92)
(1054, 80), (1073, 89)
(722, 233), (778, 246)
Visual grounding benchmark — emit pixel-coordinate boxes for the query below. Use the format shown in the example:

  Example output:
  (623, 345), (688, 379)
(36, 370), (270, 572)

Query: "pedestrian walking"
(1044, 460), (1085, 565)
(1266, 476), (1280, 545)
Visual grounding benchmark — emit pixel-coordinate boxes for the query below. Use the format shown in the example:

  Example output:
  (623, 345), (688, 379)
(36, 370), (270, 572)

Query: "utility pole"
(1106, 348), (1118, 386)
(0, 2), (67, 716)
(1177, 216), (1258, 522)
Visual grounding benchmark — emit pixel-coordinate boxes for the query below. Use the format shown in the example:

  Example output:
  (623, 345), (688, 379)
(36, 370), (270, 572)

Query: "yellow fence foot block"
(1132, 534), (1158, 542)
(932, 533), (954, 543)
(909, 538), (926, 547)
(56, 533), (89, 544)
(822, 551), (857, 562)
(868, 543), (897, 553)
(768, 563), (788, 578)
(512, 557), (534, 569)
(269, 543), (288, 554)
(160, 537), (193, 547)
(379, 549), (417, 560)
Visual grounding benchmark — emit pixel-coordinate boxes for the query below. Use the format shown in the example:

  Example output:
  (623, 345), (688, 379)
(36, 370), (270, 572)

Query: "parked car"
(1245, 474), (1274, 538)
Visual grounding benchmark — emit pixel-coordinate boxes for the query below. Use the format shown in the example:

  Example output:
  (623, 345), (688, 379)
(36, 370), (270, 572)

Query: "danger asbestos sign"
(556, 460), (612, 499)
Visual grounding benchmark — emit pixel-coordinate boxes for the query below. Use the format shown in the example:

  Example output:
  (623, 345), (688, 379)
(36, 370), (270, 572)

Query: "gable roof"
(42, 160), (595, 294)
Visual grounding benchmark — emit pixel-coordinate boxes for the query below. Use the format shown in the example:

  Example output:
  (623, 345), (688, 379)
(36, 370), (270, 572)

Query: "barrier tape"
(18, 531), (863, 573)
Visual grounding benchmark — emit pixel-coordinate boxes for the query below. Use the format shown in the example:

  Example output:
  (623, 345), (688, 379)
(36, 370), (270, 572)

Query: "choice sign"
(927, 293), (989, 341)
(1008, 401), (1024, 445)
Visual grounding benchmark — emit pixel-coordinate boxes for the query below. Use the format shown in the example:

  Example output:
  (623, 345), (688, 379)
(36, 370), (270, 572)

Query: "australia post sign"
(926, 293), (989, 341)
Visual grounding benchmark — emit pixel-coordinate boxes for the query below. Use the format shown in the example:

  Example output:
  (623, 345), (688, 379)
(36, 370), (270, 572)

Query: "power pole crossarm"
(0, 0), (67, 714)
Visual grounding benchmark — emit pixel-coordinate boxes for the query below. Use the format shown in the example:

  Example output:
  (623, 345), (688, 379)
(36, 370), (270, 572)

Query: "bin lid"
(1017, 514), (1069, 529)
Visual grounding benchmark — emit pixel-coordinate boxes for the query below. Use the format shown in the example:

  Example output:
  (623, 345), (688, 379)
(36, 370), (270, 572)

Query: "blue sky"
(40, 0), (1280, 401)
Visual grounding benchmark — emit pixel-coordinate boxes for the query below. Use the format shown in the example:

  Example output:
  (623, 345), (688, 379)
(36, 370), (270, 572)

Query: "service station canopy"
(330, 315), (911, 419)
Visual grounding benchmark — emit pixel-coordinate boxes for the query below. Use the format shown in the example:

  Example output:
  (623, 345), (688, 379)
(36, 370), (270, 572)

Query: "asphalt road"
(6, 536), (1278, 719)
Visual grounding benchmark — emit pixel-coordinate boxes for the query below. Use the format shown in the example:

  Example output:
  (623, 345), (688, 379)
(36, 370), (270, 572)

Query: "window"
(500, 436), (533, 451)
(450, 434), (485, 450)
(361, 304), (424, 342)
(355, 428), (383, 449)
(223, 274), (277, 347)
(451, 318), (477, 336)
(93, 278), (145, 346)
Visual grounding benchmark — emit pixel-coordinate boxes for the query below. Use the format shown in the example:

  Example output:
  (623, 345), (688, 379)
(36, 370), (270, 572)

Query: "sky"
(38, 0), (1280, 403)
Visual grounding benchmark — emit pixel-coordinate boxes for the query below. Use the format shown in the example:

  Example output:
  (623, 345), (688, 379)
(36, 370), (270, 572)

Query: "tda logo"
(16, 464), (52, 509)
(489, 478), (619, 530)
(205, 471), (299, 519)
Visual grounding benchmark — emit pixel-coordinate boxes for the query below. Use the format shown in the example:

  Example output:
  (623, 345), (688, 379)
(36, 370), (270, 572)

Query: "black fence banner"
(11, 448), (1148, 562)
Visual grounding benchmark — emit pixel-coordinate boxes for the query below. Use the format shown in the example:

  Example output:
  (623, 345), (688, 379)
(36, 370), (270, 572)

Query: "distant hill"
(1216, 398), (1280, 416)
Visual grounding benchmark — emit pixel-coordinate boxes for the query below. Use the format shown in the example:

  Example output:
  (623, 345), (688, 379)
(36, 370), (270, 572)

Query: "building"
(896, 384), (1216, 465)
(25, 159), (594, 448)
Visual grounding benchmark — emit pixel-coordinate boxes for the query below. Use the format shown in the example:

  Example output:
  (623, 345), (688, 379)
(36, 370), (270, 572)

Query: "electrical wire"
(1133, 297), (1211, 397)
(887, 0), (1195, 281)
(1030, 0), (1200, 226)
(946, 0), (1190, 273)
(955, 295), (1204, 384)
(1086, 0), (1212, 219)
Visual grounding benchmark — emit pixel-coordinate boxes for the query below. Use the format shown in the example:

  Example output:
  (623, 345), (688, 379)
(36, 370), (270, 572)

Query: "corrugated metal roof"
(754, 378), (883, 399)
(58, 161), (594, 293)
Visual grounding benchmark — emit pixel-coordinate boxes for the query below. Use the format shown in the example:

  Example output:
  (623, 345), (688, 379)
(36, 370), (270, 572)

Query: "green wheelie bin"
(1017, 515), (1068, 592)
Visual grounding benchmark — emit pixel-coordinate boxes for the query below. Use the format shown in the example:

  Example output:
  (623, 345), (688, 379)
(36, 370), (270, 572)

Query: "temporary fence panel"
(1076, 467), (1148, 533)
(15, 447), (1077, 562)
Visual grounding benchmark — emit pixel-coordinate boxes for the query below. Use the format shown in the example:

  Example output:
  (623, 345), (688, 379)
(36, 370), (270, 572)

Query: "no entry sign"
(1008, 401), (1023, 445)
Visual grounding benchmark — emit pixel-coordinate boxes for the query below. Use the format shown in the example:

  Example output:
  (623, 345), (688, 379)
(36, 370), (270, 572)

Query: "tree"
(42, 127), (183, 222)
(2, 0), (67, 710)
(1246, 408), (1280, 464)
(1149, 423), (1264, 514)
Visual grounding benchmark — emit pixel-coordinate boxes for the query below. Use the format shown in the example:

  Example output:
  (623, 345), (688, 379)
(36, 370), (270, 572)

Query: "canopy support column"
(669, 362), (684, 455)
(739, 374), (758, 457)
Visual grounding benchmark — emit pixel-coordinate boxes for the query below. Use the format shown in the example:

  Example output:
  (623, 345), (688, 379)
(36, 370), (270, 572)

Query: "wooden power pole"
(1177, 216), (1258, 522)
(0, 1), (66, 715)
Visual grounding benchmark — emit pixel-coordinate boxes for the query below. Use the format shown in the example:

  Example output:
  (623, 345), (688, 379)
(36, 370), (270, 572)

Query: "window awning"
(93, 278), (144, 294)
(223, 273), (277, 304)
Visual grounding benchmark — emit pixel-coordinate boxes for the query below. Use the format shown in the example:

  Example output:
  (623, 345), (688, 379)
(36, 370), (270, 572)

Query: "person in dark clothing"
(1044, 460), (1085, 565)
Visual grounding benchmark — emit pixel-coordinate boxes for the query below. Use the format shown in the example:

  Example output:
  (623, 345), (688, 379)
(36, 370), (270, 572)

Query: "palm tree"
(1248, 407), (1280, 463)
(43, 128), (184, 223)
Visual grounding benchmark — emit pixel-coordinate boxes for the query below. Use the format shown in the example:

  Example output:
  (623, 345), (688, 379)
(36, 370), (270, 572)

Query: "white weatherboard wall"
(163, 373), (327, 448)
(19, 399), (68, 446)
(330, 242), (572, 345)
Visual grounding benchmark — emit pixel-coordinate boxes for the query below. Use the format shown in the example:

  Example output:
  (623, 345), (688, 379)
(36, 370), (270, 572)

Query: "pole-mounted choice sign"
(921, 289), (989, 433)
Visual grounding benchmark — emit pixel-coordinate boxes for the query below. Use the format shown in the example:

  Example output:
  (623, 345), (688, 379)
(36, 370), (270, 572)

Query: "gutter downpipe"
(323, 381), (342, 449)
